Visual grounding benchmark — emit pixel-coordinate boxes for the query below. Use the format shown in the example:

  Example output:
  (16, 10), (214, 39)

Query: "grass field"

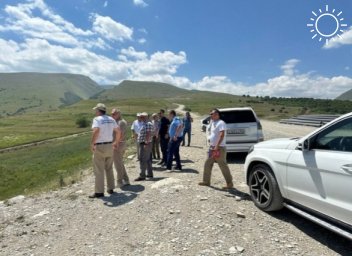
(0, 98), (172, 149)
(0, 134), (91, 200)
(176, 93), (303, 119)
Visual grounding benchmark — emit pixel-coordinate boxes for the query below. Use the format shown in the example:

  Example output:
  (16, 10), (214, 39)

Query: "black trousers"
(159, 135), (169, 162)
(182, 129), (191, 146)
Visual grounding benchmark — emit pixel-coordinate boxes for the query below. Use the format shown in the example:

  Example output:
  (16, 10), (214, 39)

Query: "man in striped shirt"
(135, 112), (154, 181)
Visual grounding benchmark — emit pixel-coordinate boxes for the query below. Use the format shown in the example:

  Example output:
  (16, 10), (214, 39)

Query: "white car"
(244, 112), (352, 240)
(204, 107), (264, 152)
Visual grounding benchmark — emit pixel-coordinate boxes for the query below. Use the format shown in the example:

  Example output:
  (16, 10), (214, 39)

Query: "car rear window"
(220, 110), (256, 123)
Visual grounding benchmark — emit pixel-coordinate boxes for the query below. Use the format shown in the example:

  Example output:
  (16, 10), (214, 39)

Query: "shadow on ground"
(269, 208), (352, 255)
(121, 184), (145, 193)
(100, 184), (146, 207)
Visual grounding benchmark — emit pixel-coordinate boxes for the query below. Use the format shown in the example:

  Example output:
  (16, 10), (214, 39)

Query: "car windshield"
(220, 110), (256, 123)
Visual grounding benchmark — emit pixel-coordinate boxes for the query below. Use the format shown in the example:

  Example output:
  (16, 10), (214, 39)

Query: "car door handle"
(341, 164), (352, 174)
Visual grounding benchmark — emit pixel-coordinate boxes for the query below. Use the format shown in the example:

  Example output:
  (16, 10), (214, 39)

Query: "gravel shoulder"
(1, 116), (351, 256)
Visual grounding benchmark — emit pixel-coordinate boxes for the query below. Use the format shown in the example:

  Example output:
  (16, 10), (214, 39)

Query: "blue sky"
(0, 0), (351, 98)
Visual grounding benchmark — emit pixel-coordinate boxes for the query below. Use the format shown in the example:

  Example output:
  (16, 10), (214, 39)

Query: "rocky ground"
(1, 117), (351, 256)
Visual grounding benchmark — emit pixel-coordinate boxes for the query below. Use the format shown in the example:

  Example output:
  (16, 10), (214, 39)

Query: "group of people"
(89, 103), (233, 199)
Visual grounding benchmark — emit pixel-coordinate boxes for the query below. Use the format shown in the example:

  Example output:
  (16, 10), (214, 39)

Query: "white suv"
(244, 112), (352, 240)
(213, 107), (264, 152)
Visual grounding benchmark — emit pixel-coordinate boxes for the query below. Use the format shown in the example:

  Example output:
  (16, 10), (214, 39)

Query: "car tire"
(248, 164), (284, 212)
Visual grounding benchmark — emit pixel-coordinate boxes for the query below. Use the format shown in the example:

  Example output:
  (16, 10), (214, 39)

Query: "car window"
(312, 117), (352, 152)
(220, 110), (256, 123)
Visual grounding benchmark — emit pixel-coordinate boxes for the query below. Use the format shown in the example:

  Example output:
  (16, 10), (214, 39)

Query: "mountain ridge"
(0, 72), (103, 115)
(336, 89), (352, 101)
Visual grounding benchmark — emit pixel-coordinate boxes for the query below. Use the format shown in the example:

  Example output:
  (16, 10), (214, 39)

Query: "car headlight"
(248, 145), (254, 154)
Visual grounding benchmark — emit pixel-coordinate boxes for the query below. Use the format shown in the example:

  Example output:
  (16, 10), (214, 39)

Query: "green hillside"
(0, 73), (103, 116)
(97, 80), (191, 100)
(336, 89), (352, 101)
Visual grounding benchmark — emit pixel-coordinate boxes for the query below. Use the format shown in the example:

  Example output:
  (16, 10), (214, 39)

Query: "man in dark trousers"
(166, 110), (184, 171)
(158, 109), (170, 166)
(135, 112), (154, 181)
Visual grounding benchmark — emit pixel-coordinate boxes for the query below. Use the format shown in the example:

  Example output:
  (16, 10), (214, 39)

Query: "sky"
(0, 0), (351, 98)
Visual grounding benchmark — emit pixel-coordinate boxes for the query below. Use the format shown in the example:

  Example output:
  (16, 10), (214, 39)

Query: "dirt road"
(0, 115), (351, 256)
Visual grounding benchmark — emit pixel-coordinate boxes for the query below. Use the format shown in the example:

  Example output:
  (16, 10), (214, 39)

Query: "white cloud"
(0, 1), (350, 99)
(324, 26), (352, 49)
(119, 46), (147, 60)
(91, 14), (133, 42)
(133, 0), (148, 8)
(138, 38), (146, 44)
(280, 59), (300, 76)
(103, 1), (108, 8)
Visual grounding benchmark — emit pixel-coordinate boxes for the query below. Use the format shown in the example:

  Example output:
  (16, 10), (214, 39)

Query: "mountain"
(0, 73), (103, 115)
(97, 80), (192, 100)
(336, 89), (352, 101)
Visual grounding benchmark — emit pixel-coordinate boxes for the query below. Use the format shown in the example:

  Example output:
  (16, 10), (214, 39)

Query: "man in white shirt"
(199, 108), (233, 189)
(131, 113), (143, 160)
(90, 103), (120, 198)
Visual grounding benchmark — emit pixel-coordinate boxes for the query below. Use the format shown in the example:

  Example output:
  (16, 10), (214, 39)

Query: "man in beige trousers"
(90, 103), (120, 198)
(199, 108), (233, 189)
(111, 108), (130, 188)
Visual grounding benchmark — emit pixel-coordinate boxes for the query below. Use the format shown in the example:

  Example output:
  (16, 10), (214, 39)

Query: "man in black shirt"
(158, 109), (170, 166)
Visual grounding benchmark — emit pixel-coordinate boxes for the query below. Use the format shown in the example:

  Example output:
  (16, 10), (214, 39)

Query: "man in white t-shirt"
(131, 113), (143, 160)
(90, 103), (120, 198)
(199, 108), (233, 189)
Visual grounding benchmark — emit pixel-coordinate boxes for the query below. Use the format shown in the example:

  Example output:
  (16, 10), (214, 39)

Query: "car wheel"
(248, 164), (283, 211)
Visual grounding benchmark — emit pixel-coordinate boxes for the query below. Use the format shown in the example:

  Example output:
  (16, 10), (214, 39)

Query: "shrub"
(76, 116), (90, 128)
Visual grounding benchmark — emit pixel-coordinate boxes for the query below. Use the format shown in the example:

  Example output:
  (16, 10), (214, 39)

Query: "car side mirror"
(302, 139), (310, 152)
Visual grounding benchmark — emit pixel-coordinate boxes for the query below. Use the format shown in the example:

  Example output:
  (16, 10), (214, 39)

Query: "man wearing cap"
(90, 103), (120, 198)
(111, 108), (130, 188)
(131, 113), (143, 160)
(199, 108), (233, 189)
(135, 112), (154, 181)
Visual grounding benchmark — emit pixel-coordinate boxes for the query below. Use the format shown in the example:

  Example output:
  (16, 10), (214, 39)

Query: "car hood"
(254, 138), (299, 150)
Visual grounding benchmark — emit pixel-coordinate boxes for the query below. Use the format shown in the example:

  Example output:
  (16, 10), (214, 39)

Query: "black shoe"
(88, 193), (104, 198)
(134, 176), (146, 181)
(175, 166), (182, 171)
(146, 175), (154, 179)
(107, 189), (114, 195)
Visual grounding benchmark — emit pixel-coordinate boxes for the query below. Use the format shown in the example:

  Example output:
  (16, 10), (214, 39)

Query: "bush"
(184, 106), (192, 112)
(76, 116), (90, 128)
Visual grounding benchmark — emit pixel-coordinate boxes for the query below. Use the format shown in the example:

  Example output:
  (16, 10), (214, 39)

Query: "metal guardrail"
(279, 115), (340, 127)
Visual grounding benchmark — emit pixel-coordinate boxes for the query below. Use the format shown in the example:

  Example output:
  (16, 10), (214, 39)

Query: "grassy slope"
(0, 134), (91, 200)
(0, 98), (172, 149)
(336, 89), (352, 101)
(97, 80), (191, 100)
(0, 73), (103, 115)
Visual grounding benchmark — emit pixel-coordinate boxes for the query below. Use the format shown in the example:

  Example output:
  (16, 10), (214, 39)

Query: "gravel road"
(1, 115), (351, 256)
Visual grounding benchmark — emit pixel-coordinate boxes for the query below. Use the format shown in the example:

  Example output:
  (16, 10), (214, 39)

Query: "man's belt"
(95, 142), (112, 145)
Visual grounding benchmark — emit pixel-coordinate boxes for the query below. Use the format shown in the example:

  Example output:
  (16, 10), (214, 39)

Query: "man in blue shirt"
(166, 110), (184, 171)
